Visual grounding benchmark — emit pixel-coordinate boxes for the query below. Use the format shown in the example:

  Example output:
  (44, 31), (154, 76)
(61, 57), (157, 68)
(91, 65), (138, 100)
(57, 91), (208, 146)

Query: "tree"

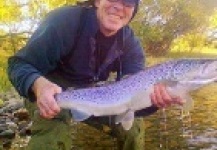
(0, 0), (79, 54)
(131, 0), (215, 56)
(0, 0), (79, 91)
(206, 10), (217, 48)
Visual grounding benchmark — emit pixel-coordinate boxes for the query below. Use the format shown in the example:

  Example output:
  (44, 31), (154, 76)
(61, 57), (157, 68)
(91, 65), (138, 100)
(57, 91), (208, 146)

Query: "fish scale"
(55, 58), (217, 130)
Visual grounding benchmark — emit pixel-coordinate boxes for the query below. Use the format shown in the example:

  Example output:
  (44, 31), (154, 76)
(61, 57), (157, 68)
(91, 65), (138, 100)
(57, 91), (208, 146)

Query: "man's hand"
(32, 76), (62, 119)
(150, 83), (184, 108)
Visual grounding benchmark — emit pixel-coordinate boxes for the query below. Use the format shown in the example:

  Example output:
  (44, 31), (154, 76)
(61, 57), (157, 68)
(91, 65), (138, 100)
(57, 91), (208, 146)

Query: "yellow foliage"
(0, 0), (22, 22)
(209, 10), (217, 28)
(170, 32), (207, 53)
(28, 0), (78, 18)
(0, 98), (4, 107)
(43, 0), (77, 9)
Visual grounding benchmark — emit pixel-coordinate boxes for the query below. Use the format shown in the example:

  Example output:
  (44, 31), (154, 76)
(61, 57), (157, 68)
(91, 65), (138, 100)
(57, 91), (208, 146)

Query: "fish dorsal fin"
(71, 109), (91, 121)
(115, 110), (134, 130)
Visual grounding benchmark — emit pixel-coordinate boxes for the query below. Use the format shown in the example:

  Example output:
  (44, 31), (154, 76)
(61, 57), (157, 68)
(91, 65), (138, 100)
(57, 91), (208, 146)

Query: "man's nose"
(111, 0), (124, 10)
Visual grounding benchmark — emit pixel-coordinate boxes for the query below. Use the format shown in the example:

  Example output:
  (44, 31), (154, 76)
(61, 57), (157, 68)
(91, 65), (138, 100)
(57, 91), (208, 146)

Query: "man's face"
(95, 0), (135, 36)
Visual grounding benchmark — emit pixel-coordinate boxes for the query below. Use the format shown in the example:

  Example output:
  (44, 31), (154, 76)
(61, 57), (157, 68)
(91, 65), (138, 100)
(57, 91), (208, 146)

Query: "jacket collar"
(88, 8), (124, 79)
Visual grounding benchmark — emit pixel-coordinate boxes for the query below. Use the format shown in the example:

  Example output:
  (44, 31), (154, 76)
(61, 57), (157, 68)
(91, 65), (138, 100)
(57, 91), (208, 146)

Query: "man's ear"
(94, 0), (100, 7)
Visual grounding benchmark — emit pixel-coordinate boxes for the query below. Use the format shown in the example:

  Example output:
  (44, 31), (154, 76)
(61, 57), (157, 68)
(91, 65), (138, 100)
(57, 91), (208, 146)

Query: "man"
(7, 0), (183, 149)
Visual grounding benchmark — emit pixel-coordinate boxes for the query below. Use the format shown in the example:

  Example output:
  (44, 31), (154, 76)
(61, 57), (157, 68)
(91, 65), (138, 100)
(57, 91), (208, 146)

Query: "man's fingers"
(153, 84), (165, 107)
(151, 83), (185, 108)
(150, 93), (157, 106)
(55, 86), (62, 94)
(33, 78), (62, 119)
(39, 107), (54, 119)
(38, 98), (60, 119)
(151, 84), (179, 108)
(173, 96), (185, 105)
(50, 99), (61, 113)
(40, 107), (57, 119)
(158, 84), (173, 105)
(38, 103), (53, 118)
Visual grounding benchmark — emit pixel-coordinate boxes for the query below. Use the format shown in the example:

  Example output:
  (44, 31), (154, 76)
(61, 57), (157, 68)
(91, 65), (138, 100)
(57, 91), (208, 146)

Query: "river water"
(144, 84), (217, 150)
(67, 84), (217, 150)
(10, 84), (217, 150)
(70, 84), (217, 150)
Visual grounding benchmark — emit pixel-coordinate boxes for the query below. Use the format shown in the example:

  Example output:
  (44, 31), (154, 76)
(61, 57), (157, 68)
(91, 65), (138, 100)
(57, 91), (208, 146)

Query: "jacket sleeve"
(7, 6), (82, 99)
(7, 23), (63, 98)
(121, 27), (145, 75)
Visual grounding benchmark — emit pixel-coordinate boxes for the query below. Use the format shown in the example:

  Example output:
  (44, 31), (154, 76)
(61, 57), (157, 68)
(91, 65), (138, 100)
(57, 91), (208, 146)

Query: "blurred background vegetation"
(0, 0), (217, 92)
(0, 1), (217, 149)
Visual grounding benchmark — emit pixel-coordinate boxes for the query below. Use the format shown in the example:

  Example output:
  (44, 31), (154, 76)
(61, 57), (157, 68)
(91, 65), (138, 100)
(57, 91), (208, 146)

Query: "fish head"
(199, 60), (217, 80)
(173, 59), (217, 83)
(171, 59), (217, 90)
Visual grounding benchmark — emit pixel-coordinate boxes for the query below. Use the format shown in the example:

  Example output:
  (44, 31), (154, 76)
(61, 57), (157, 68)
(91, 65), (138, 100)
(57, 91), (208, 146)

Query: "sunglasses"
(107, 0), (137, 7)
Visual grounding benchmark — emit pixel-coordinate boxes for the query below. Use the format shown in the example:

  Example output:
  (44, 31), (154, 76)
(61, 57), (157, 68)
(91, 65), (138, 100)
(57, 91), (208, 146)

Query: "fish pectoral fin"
(164, 80), (194, 111)
(70, 109), (91, 122)
(115, 110), (134, 130)
(121, 119), (134, 131)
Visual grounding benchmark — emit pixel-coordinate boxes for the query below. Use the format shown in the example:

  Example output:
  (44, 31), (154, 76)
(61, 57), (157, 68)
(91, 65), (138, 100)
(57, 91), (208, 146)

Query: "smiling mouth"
(108, 14), (123, 20)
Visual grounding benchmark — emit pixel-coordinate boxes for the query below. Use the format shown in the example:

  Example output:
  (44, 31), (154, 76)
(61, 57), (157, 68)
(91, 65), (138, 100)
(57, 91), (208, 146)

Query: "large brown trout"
(55, 58), (217, 130)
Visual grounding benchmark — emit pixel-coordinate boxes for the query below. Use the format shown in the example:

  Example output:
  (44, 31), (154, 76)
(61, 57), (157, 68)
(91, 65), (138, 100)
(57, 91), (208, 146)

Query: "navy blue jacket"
(8, 6), (145, 99)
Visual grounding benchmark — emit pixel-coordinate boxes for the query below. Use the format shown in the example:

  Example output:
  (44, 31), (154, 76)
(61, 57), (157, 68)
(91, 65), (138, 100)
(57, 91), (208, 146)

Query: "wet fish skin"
(55, 58), (217, 130)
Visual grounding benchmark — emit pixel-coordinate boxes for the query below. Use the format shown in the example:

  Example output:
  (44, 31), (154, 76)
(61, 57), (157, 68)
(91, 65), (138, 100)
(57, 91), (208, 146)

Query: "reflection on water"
(68, 84), (217, 150)
(9, 84), (217, 150)
(187, 84), (217, 150)
(144, 84), (217, 150)
(144, 108), (191, 150)
(188, 129), (217, 150)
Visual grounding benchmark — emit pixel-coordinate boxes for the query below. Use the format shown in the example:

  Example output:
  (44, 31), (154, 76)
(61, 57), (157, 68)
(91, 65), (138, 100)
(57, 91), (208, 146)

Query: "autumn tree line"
(0, 0), (217, 92)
